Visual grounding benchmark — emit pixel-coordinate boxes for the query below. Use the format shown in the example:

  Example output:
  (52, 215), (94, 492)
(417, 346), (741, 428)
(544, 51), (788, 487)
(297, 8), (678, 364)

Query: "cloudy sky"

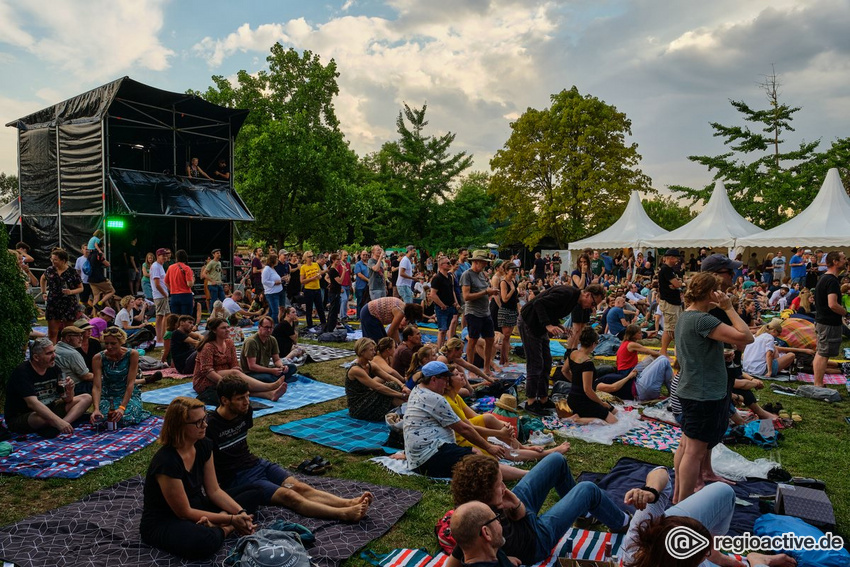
(1, 0), (849, 195)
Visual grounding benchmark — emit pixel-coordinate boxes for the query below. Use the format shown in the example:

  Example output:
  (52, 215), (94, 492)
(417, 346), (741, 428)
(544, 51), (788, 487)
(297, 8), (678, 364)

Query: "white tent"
(568, 191), (668, 251)
(736, 168), (850, 249)
(642, 180), (763, 251)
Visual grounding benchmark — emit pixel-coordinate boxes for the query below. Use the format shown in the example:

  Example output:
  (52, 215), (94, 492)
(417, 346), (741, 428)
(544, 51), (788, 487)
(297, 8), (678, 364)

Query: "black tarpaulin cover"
(109, 169), (253, 221)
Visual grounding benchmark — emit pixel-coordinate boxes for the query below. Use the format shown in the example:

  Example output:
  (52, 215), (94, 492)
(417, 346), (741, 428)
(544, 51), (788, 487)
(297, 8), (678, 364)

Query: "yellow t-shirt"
(444, 393), (486, 448)
(301, 262), (320, 290)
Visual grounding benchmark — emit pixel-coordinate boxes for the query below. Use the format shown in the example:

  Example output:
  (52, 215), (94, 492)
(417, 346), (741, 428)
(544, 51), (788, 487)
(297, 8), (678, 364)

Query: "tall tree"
(193, 44), (361, 249)
(489, 87), (652, 249)
(641, 195), (698, 231)
(669, 70), (850, 228)
(369, 104), (473, 244)
(0, 172), (18, 206)
(427, 172), (497, 253)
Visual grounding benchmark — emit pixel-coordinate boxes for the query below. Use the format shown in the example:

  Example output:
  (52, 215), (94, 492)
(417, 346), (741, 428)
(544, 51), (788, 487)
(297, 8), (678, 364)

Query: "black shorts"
(567, 392), (612, 421)
(570, 305), (591, 324)
(466, 314), (495, 339)
(7, 399), (66, 434)
(415, 443), (474, 478)
(679, 397), (729, 448)
(732, 388), (757, 406)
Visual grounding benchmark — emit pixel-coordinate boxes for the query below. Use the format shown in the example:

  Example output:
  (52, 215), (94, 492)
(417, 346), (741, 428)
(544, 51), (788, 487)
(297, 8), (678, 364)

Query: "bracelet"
(118, 405), (126, 412)
(640, 486), (660, 503)
(237, 508), (247, 515)
(229, 514), (234, 525)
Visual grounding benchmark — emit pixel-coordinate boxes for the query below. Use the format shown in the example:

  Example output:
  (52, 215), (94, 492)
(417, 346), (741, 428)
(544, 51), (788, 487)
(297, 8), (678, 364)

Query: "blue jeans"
(248, 363), (296, 384)
(666, 481), (735, 537)
(208, 284), (225, 305)
(397, 284), (413, 304)
(339, 288), (349, 319)
(636, 356), (673, 400)
(169, 293), (193, 315)
(369, 288), (386, 300)
(359, 305), (387, 341)
(266, 290), (281, 324)
(512, 453), (627, 562)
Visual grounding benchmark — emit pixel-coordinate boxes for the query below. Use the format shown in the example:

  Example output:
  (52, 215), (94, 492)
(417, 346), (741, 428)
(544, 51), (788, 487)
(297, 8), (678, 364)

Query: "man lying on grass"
(206, 375), (372, 521)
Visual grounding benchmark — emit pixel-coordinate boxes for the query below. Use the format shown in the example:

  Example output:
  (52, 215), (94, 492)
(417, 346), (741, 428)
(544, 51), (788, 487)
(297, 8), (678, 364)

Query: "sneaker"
(525, 401), (547, 416)
(541, 399), (556, 410)
(528, 431), (554, 446)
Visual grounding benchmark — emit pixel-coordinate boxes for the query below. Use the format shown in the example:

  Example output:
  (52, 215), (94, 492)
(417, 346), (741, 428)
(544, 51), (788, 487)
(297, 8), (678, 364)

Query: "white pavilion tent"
(736, 168), (850, 249)
(568, 190), (668, 252)
(642, 180), (763, 254)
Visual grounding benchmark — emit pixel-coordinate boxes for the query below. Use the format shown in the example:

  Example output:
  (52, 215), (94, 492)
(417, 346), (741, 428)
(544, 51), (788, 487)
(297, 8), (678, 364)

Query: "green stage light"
(106, 218), (125, 229)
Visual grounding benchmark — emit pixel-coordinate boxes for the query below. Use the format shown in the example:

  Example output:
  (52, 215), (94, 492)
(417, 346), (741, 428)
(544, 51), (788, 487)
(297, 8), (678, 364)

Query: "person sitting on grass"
(438, 337), (495, 385)
(443, 365), (570, 463)
(140, 397), (262, 560)
(170, 315), (202, 374)
(566, 327), (618, 424)
(620, 466), (796, 567)
(369, 337), (408, 387)
(90, 327), (151, 426)
(403, 361), (508, 478)
(207, 376), (373, 522)
(404, 344), (439, 389)
(448, 454), (630, 567)
(192, 317), (288, 404)
(346, 338), (409, 422)
(450, 501), (514, 567)
(240, 316), (298, 384)
(742, 320), (795, 378)
(4, 338), (93, 438)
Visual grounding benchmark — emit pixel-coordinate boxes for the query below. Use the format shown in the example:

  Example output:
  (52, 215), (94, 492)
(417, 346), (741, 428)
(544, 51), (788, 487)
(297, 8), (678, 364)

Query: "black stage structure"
(5, 76), (253, 294)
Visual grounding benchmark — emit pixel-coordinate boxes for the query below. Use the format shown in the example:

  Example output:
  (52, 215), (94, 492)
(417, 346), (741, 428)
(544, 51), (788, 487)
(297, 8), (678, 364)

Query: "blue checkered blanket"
(270, 409), (398, 454)
(0, 415), (162, 479)
(141, 374), (344, 417)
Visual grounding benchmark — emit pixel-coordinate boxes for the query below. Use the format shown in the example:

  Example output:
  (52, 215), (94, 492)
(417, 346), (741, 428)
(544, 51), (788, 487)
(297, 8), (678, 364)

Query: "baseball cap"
(663, 248), (681, 257)
(421, 361), (451, 378)
(156, 248), (168, 257)
(700, 254), (742, 273)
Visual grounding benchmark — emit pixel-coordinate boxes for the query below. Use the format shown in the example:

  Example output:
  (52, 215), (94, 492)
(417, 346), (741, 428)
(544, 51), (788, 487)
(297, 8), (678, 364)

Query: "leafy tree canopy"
(0, 172), (18, 206)
(641, 194), (698, 231)
(489, 86), (652, 249)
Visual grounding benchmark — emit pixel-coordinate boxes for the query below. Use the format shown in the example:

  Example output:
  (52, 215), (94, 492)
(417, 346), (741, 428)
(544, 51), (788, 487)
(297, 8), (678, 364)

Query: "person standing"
(324, 253), (344, 332)
(300, 251), (326, 328)
(532, 252), (546, 282)
(206, 249), (225, 306)
(430, 255), (460, 349)
(772, 250), (787, 283)
(125, 237), (140, 296)
(74, 244), (92, 309)
(657, 249), (683, 358)
(813, 251), (847, 388)
(338, 250), (352, 320)
(518, 284), (605, 415)
(461, 250), (500, 376)
(40, 248), (84, 343)
(397, 245), (417, 304)
(151, 248), (170, 343)
(353, 250), (371, 317)
(367, 245), (387, 301)
(589, 250), (606, 280)
(261, 254), (284, 325)
(788, 247), (806, 288)
(164, 250), (195, 316)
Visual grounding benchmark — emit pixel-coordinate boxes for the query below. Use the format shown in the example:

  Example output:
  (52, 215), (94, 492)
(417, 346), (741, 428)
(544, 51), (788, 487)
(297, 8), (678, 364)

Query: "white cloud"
(0, 0), (174, 81)
(341, 0), (356, 11)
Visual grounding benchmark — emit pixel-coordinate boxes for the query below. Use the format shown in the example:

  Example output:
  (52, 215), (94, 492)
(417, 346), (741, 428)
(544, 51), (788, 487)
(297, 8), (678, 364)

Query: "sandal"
(791, 412), (802, 422)
(778, 410), (790, 419)
(295, 459), (326, 476)
(309, 455), (332, 471)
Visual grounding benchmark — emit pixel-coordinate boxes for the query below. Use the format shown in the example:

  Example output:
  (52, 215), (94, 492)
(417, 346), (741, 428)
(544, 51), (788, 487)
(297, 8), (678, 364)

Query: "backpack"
(82, 258), (92, 276)
(434, 509), (456, 554)
(317, 329), (348, 342)
(125, 328), (155, 350)
(223, 529), (311, 567)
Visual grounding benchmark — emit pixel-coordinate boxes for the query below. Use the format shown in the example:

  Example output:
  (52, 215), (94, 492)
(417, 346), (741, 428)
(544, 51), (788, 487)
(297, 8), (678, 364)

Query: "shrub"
(0, 227), (37, 394)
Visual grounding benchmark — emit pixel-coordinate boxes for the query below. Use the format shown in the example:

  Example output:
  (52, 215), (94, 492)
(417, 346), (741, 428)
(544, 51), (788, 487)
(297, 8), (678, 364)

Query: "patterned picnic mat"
(141, 375), (344, 418)
(0, 475), (421, 567)
(302, 344), (357, 362)
(367, 528), (624, 567)
(0, 415), (162, 479)
(270, 409), (397, 454)
(614, 418), (682, 453)
(795, 372), (847, 385)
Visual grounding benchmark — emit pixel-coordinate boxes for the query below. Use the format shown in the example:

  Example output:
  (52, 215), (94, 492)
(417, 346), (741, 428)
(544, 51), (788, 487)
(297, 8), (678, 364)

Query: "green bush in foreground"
(0, 226), (37, 394)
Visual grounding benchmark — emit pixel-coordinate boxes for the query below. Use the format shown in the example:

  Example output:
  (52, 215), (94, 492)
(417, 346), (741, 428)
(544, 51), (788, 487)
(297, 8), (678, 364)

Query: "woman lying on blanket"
(443, 365), (570, 462)
(566, 327), (618, 425)
(192, 318), (288, 402)
(140, 396), (263, 560)
(346, 338), (409, 422)
(90, 327), (150, 425)
(449, 454), (630, 566)
(622, 467), (796, 567)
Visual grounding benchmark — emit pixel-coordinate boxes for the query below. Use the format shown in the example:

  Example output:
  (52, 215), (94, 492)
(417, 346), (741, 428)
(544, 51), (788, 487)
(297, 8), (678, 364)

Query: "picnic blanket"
(795, 372), (847, 385)
(368, 456), (451, 482)
(139, 367), (192, 379)
(366, 528), (624, 567)
(302, 344), (357, 363)
(0, 475), (421, 567)
(543, 407), (646, 446)
(614, 418), (681, 453)
(270, 410), (398, 454)
(577, 457), (777, 537)
(0, 416), (161, 479)
(777, 317), (816, 350)
(140, 375), (345, 418)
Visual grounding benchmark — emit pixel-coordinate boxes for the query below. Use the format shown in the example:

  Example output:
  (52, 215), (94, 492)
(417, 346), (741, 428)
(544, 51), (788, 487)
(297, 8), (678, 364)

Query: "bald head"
(451, 501), (501, 552)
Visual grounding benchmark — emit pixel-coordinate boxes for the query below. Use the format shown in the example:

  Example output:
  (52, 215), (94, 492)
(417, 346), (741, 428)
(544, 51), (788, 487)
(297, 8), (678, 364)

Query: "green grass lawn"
(1, 338), (848, 564)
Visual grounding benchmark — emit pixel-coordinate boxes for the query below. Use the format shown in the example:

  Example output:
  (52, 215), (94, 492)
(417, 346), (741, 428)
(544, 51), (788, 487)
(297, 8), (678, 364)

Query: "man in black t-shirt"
(430, 257), (459, 349)
(272, 306), (301, 357)
(657, 249), (683, 358)
(813, 251), (847, 387)
(532, 252), (546, 281)
(5, 338), (92, 437)
(206, 376), (373, 520)
(171, 316), (202, 374)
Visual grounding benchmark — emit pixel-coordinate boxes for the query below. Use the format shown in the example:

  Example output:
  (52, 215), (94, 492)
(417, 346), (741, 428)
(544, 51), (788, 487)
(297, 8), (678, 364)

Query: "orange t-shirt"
(164, 262), (194, 295)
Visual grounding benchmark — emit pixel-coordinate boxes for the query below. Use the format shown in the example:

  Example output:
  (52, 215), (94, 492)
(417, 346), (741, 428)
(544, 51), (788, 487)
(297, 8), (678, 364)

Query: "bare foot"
(349, 491), (374, 507)
(551, 441), (571, 454)
(390, 451), (406, 460)
(196, 515), (215, 528)
(702, 474), (736, 485)
(746, 552), (796, 566)
(271, 380), (288, 402)
(339, 500), (369, 522)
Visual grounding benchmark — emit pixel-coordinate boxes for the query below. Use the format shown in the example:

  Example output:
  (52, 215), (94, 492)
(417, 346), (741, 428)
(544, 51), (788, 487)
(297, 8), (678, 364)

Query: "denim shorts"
(228, 458), (292, 503)
(435, 305), (457, 331)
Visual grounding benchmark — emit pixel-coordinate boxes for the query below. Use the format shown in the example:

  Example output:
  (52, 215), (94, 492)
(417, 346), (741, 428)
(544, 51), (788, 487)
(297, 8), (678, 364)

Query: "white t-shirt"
(742, 332), (775, 376)
(262, 265), (282, 295)
(403, 385), (460, 470)
(626, 290), (644, 303)
(222, 297), (242, 316)
(150, 261), (167, 299)
(74, 256), (89, 284)
(115, 308), (133, 329)
(397, 255), (415, 287)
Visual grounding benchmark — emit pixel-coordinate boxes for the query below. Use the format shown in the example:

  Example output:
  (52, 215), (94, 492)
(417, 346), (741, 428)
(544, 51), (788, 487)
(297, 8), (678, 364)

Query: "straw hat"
(494, 394), (518, 413)
(470, 250), (492, 263)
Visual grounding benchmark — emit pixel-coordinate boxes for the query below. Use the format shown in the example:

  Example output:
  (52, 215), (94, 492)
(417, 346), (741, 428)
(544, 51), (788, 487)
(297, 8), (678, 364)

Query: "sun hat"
(73, 320), (93, 330)
(60, 325), (84, 338)
(100, 307), (116, 318)
(494, 394), (518, 413)
(470, 250), (492, 263)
